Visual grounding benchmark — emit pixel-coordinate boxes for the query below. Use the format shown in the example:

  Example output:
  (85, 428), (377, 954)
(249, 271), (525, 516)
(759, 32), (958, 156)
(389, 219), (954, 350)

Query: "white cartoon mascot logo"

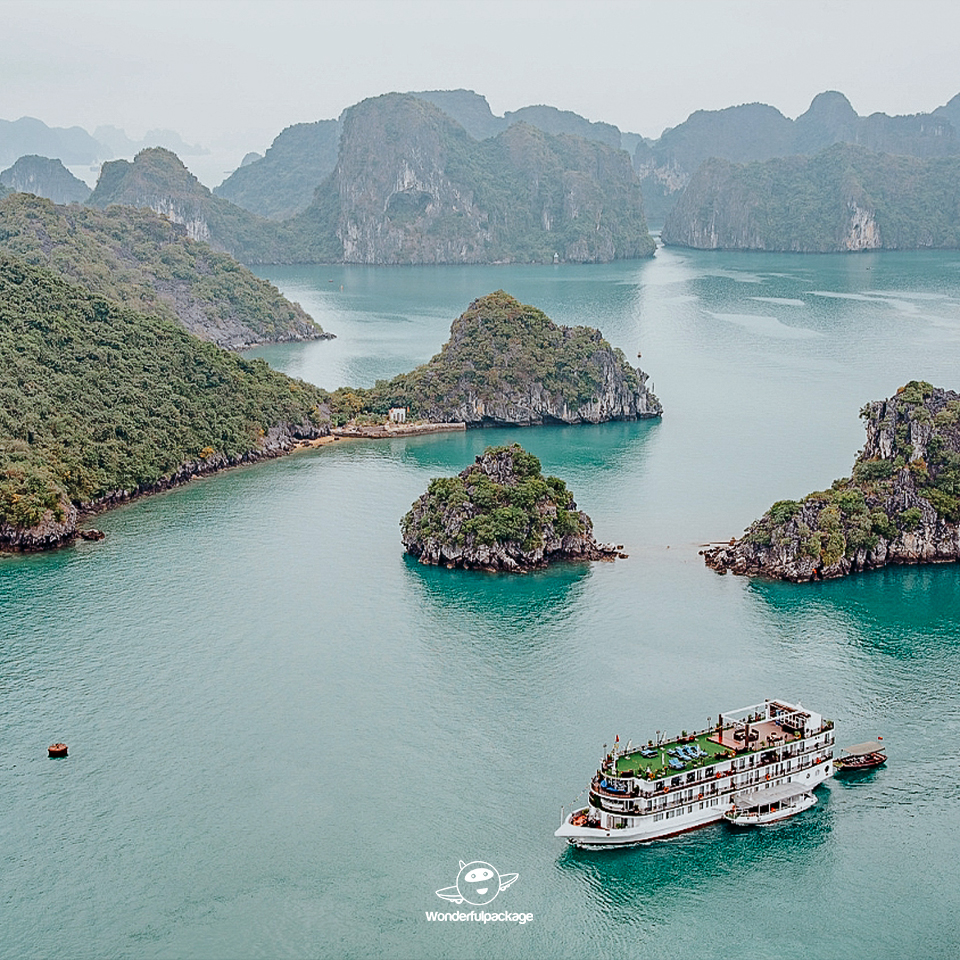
(435, 860), (519, 906)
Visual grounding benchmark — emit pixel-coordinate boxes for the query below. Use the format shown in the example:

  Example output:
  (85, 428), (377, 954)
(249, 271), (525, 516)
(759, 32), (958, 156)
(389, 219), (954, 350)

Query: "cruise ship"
(555, 698), (834, 847)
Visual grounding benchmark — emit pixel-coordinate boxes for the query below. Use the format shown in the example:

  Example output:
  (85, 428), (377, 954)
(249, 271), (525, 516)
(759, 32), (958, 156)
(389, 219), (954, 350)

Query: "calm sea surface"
(3, 248), (960, 959)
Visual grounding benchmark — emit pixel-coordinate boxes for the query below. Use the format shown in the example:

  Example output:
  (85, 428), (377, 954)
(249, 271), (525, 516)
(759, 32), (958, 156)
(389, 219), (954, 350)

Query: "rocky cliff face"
(401, 444), (622, 571)
(662, 144), (960, 252)
(292, 94), (653, 264)
(0, 155), (91, 204)
(704, 382), (960, 581)
(365, 291), (661, 425)
(88, 148), (287, 262)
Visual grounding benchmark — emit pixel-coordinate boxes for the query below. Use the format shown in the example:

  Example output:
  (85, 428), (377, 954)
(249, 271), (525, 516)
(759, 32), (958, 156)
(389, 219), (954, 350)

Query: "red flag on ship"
(615, 735), (619, 743)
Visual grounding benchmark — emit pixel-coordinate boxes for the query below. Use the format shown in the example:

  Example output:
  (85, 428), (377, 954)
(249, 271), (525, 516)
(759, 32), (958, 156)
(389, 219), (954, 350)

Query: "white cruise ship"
(555, 698), (834, 847)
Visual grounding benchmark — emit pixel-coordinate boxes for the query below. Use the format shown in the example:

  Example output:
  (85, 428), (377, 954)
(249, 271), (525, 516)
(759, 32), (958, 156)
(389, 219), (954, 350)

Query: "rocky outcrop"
(0, 155), (91, 204)
(401, 444), (622, 571)
(0, 419), (327, 553)
(662, 144), (960, 252)
(363, 291), (661, 425)
(87, 147), (290, 263)
(704, 382), (960, 581)
(0, 499), (78, 552)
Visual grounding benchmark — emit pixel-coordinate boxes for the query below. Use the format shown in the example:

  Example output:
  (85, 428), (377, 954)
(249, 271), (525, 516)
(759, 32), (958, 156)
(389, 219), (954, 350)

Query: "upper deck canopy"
(732, 781), (811, 810)
(841, 741), (885, 756)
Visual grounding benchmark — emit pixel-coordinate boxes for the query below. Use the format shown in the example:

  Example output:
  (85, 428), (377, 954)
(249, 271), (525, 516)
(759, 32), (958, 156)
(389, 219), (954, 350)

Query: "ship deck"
(614, 720), (795, 780)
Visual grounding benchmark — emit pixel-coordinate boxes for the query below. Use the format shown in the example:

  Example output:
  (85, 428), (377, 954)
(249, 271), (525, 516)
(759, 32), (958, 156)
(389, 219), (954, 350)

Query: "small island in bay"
(704, 381), (960, 581)
(329, 290), (661, 429)
(401, 443), (623, 571)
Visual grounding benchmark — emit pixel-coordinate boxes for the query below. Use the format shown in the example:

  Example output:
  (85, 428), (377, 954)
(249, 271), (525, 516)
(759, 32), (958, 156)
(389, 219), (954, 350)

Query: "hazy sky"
(4, 0), (960, 153)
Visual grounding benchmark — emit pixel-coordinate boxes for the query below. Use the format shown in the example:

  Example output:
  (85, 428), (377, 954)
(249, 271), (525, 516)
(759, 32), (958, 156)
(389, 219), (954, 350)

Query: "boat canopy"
(732, 782), (811, 810)
(841, 741), (885, 756)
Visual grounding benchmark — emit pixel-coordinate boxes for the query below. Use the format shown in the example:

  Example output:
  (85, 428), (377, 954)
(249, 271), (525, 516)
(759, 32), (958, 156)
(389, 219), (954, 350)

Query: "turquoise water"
(3, 248), (960, 958)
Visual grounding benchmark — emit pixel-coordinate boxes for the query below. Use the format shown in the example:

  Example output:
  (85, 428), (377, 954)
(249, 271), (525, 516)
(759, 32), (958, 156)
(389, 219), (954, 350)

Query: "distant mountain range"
(212, 89), (639, 223)
(0, 116), (206, 168)
(93, 95), (653, 265)
(6, 88), (960, 261)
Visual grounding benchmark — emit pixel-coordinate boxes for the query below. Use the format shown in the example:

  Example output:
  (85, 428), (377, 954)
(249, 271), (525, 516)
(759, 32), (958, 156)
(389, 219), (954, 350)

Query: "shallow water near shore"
(3, 248), (960, 958)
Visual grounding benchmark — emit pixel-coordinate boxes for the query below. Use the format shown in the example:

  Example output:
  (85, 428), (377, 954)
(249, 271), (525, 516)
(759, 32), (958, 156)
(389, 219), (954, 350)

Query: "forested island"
(704, 382), (960, 581)
(87, 147), (294, 264)
(0, 268), (656, 553)
(661, 143), (960, 252)
(401, 443), (622, 571)
(0, 256), (328, 550)
(326, 290), (661, 427)
(0, 193), (328, 348)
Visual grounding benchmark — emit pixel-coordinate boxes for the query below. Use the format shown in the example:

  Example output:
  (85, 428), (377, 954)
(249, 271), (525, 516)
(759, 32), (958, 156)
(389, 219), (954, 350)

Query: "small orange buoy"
(48, 743), (68, 758)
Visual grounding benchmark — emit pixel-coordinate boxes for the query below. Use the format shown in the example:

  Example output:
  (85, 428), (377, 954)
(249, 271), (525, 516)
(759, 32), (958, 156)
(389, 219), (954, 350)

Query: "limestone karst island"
(327, 290), (661, 429)
(401, 443), (623, 571)
(704, 381), (960, 581)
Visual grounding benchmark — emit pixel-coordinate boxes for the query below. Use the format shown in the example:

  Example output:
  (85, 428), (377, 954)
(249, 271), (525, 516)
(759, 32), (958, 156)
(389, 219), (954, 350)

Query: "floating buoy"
(48, 743), (68, 758)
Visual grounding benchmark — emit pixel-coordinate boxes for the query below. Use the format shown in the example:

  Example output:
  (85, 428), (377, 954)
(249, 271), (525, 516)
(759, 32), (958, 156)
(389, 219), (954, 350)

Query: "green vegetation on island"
(213, 120), (341, 220)
(401, 443), (619, 570)
(704, 381), (960, 580)
(87, 147), (293, 263)
(0, 256), (327, 545)
(662, 143), (960, 252)
(325, 290), (661, 426)
(0, 193), (327, 348)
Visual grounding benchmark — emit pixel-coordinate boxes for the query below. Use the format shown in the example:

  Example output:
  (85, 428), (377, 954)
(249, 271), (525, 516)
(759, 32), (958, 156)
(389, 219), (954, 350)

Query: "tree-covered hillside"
(0, 193), (327, 348)
(88, 147), (292, 263)
(0, 256), (327, 542)
(327, 290), (660, 425)
(214, 120), (341, 220)
(662, 143), (960, 251)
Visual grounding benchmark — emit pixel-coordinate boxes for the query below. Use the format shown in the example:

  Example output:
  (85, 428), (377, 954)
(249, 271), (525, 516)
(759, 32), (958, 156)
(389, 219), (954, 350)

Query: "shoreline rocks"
(0, 419), (328, 553)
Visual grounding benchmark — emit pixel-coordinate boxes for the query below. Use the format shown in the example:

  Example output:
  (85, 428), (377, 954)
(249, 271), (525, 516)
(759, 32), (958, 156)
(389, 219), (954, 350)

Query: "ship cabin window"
(671, 777), (681, 788)
(686, 772), (696, 783)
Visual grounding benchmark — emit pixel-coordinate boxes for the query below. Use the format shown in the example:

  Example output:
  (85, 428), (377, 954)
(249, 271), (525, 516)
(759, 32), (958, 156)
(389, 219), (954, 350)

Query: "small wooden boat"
(723, 782), (816, 827)
(835, 740), (886, 771)
(47, 743), (68, 758)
